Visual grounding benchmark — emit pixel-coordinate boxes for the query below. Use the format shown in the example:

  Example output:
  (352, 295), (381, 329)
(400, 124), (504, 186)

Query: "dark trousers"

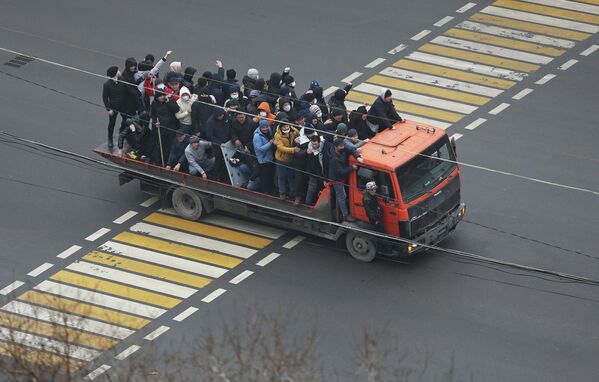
(107, 112), (124, 142)
(257, 162), (275, 194)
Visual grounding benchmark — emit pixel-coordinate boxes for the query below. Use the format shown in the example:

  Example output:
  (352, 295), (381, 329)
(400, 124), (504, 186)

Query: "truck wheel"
(345, 232), (377, 262)
(172, 187), (203, 221)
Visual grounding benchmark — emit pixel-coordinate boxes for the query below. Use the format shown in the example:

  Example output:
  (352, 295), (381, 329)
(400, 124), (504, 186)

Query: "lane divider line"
(85, 364), (111, 380)
(283, 236), (306, 249)
(388, 44), (407, 55)
(202, 288), (227, 303)
(140, 196), (159, 207)
(172, 306), (199, 322)
(411, 30), (431, 41)
(489, 103), (511, 115)
(144, 325), (170, 341)
(536, 74), (556, 85)
(464, 118), (487, 130)
(229, 270), (254, 285)
(457, 2), (477, 13)
(115, 345), (140, 360)
(256, 253), (281, 267)
(558, 59), (578, 70)
(512, 88), (534, 100)
(580, 45), (599, 56)
(365, 57), (386, 69)
(26, 262), (54, 277)
(85, 227), (110, 242)
(450, 133), (464, 141)
(113, 210), (138, 225)
(57, 245), (82, 259)
(0, 281), (24, 295)
(341, 72), (363, 83)
(434, 16), (454, 27)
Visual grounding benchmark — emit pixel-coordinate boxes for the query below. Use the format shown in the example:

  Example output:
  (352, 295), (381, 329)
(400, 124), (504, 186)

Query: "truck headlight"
(458, 206), (466, 218)
(407, 243), (418, 253)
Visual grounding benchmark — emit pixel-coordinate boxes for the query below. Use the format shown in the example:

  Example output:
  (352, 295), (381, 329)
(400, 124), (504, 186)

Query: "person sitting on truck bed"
(185, 135), (214, 179)
(253, 120), (276, 194)
(363, 181), (385, 233)
(367, 88), (404, 133)
(166, 129), (189, 172)
(329, 138), (357, 222)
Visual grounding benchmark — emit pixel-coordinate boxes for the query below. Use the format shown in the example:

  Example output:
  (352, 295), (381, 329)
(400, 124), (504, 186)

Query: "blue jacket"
(253, 127), (274, 164)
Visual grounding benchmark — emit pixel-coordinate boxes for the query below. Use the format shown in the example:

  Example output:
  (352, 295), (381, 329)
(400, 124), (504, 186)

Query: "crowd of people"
(101, 51), (404, 221)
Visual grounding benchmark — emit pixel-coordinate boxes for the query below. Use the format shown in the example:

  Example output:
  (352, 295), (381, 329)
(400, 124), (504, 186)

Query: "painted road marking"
(464, 118), (487, 130)
(85, 364), (111, 380)
(522, 0), (599, 15)
(202, 288), (227, 303)
(66, 261), (197, 299)
(470, 13), (591, 40)
(450, 133), (464, 141)
(172, 306), (199, 322)
(434, 16), (455, 27)
(456, 20), (576, 48)
(580, 44), (599, 55)
(481, 6), (599, 33)
(489, 103), (511, 115)
(411, 30), (431, 41)
(198, 214), (286, 239)
(100, 241), (227, 279)
(407, 51), (528, 80)
(257, 253), (281, 267)
(140, 196), (159, 207)
(558, 58), (579, 69)
(323, 86), (338, 97)
(85, 227), (110, 242)
(130, 222), (257, 259)
(536, 73), (557, 84)
(57, 245), (82, 259)
(35, 280), (166, 319)
(457, 2), (478, 13)
(492, 0), (599, 25)
(283, 236), (306, 249)
(345, 100), (453, 130)
(365, 57), (386, 68)
(115, 345), (140, 360)
(144, 325), (169, 341)
(341, 71), (363, 83)
(0, 281), (24, 295)
(113, 210), (138, 224)
(513, 88), (534, 100)
(380, 67), (503, 97)
(27, 262), (54, 277)
(0, 342), (83, 369)
(229, 270), (254, 285)
(388, 43), (408, 54)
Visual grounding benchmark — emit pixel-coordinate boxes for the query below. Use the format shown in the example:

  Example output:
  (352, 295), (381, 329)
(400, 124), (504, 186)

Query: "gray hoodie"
(184, 141), (212, 174)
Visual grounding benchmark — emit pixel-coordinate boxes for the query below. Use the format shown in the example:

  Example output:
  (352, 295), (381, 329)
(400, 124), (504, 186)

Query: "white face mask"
(260, 111), (267, 117)
(231, 93), (239, 100)
(283, 104), (291, 112)
(316, 111), (322, 118)
(182, 95), (190, 101)
(281, 127), (290, 134)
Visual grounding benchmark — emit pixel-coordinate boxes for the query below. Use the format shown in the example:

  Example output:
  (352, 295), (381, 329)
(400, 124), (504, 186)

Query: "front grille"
(407, 175), (460, 238)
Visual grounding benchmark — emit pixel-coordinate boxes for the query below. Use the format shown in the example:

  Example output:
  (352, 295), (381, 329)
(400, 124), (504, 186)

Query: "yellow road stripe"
(445, 28), (566, 56)
(18, 290), (150, 330)
(419, 43), (540, 72)
(0, 342), (83, 369)
(345, 91), (465, 123)
(0, 312), (117, 350)
(368, 74), (491, 105)
(394, 59), (516, 89)
(577, 0), (599, 5)
(470, 13), (590, 40)
(83, 251), (211, 289)
(113, 231), (242, 268)
(50, 270), (181, 308)
(493, 0), (599, 24)
(144, 213), (272, 249)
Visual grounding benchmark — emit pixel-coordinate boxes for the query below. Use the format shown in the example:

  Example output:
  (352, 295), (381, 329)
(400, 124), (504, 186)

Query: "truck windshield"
(396, 135), (457, 203)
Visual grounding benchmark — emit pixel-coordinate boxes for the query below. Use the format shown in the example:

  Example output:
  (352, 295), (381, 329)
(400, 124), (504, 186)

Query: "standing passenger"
(102, 66), (125, 149)
(329, 138), (357, 222)
(252, 120), (276, 194)
(274, 121), (300, 200)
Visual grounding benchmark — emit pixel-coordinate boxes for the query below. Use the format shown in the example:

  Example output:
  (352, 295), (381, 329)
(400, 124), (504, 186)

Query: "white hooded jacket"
(175, 87), (196, 125)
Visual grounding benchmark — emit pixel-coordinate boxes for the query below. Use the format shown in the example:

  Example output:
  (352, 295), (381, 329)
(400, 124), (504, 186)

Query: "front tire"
(172, 187), (203, 221)
(345, 232), (377, 262)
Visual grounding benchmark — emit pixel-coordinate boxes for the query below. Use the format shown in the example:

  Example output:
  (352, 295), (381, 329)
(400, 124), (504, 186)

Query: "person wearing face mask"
(278, 97), (294, 115)
(222, 69), (238, 101)
(254, 102), (276, 126)
(102, 66), (126, 149)
(253, 120), (276, 194)
(175, 87), (197, 135)
(274, 120), (300, 200)
(305, 134), (325, 205)
(291, 127), (318, 205)
(224, 85), (248, 110)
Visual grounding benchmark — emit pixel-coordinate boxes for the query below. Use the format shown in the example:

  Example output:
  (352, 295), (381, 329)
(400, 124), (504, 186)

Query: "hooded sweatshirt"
(175, 87), (196, 125)
(257, 102), (276, 126)
(205, 108), (230, 145)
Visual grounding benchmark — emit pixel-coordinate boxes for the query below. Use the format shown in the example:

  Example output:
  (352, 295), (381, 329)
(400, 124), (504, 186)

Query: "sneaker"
(279, 194), (286, 201)
(107, 141), (114, 149)
(126, 151), (137, 160)
(344, 216), (356, 222)
(293, 197), (301, 206)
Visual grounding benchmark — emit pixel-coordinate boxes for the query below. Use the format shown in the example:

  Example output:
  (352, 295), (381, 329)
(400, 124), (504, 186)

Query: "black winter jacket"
(102, 79), (126, 112)
(367, 96), (403, 131)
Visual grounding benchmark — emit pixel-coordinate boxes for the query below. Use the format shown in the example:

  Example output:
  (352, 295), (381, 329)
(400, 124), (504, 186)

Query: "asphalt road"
(0, 0), (598, 381)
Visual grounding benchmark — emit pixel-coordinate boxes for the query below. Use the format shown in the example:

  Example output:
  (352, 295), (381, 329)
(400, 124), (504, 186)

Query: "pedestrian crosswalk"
(0, 211), (285, 371)
(345, 0), (599, 129)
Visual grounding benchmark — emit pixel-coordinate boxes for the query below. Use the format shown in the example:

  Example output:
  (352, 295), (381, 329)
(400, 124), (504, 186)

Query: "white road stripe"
(581, 45), (599, 56)
(489, 102), (511, 115)
(323, 86), (338, 97)
(457, 2), (477, 13)
(27, 262), (54, 277)
(202, 288), (227, 303)
(283, 235), (306, 249)
(380, 67), (503, 97)
(365, 57), (386, 68)
(411, 30), (431, 41)
(85, 227), (110, 242)
(115, 345), (140, 360)
(521, 0), (599, 15)
(144, 325), (169, 341)
(1, 300), (134, 339)
(344, 101), (452, 129)
(481, 6), (599, 34)
(456, 20), (576, 48)
(356, 82), (478, 114)
(431, 36), (553, 64)
(536, 73), (556, 84)
(512, 88), (534, 100)
(99, 241), (227, 279)
(130, 222), (256, 259)
(450, 133), (464, 141)
(172, 306), (198, 322)
(113, 210), (138, 224)
(57, 245), (82, 259)
(388, 44), (408, 55)
(140, 196), (159, 207)
(85, 364), (111, 380)
(341, 72), (363, 83)
(0, 281), (24, 295)
(558, 59), (578, 70)
(0, 327), (100, 361)
(229, 270), (254, 285)
(66, 261), (197, 299)
(34, 280), (166, 319)
(256, 253), (281, 267)
(464, 118), (487, 130)
(408, 51), (527, 81)
(434, 16), (455, 27)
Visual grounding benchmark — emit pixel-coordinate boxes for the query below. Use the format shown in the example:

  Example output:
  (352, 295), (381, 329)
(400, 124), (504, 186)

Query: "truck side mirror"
(451, 137), (457, 158)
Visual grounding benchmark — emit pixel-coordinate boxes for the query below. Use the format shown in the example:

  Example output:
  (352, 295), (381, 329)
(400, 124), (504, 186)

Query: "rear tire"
(345, 232), (377, 262)
(172, 187), (203, 221)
